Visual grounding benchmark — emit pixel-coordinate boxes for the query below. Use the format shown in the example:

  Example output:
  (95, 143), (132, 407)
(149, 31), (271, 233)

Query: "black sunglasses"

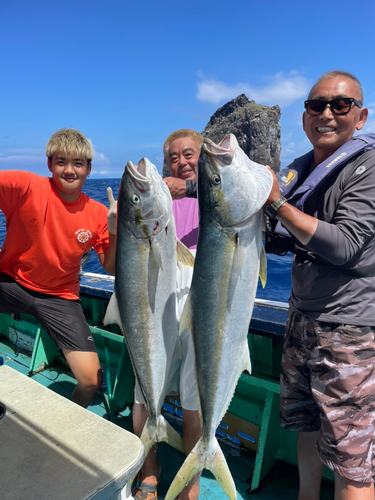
(304, 97), (362, 116)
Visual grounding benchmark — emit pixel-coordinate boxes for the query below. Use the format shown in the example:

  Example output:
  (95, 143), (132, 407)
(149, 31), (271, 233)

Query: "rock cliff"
(163, 94), (281, 176)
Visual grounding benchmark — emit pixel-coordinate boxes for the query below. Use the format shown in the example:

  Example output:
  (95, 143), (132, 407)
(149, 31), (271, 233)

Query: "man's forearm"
(276, 203), (318, 246)
(163, 177), (186, 199)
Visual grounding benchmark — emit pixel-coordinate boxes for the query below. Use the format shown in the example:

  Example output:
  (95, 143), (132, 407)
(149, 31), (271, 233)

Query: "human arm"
(163, 178), (197, 199)
(265, 167), (318, 245)
(267, 152), (375, 266)
(304, 152), (375, 266)
(0, 171), (31, 214)
(98, 187), (117, 275)
(163, 177), (186, 199)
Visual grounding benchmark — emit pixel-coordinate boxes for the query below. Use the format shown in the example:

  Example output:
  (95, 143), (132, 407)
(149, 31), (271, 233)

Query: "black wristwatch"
(264, 196), (287, 219)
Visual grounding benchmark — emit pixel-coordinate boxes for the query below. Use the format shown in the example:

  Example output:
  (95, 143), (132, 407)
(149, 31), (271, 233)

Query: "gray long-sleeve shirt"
(290, 149), (375, 325)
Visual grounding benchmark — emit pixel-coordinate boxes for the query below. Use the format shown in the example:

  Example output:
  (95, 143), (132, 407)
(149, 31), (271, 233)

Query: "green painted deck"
(0, 274), (335, 499)
(0, 334), (334, 500)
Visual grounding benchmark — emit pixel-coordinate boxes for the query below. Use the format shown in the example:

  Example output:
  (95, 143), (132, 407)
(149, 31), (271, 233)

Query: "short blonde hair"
(46, 128), (93, 161)
(163, 129), (203, 159)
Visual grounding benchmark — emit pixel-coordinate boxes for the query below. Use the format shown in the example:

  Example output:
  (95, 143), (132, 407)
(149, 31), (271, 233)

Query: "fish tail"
(164, 439), (204, 500)
(158, 414), (185, 453)
(207, 437), (237, 499)
(139, 417), (158, 461)
(165, 436), (236, 500)
(140, 414), (184, 459)
(128, 421), (156, 487)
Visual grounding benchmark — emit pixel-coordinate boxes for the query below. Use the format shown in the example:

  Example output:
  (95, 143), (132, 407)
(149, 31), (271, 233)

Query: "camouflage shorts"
(280, 309), (375, 482)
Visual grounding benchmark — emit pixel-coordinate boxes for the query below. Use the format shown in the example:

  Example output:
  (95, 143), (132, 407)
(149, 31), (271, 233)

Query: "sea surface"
(0, 178), (292, 303)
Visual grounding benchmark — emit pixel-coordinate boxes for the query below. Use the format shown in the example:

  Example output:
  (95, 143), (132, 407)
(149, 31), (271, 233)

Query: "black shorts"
(0, 273), (96, 352)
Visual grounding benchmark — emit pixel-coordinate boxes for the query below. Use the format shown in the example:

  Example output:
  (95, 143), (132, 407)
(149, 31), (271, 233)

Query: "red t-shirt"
(0, 171), (109, 299)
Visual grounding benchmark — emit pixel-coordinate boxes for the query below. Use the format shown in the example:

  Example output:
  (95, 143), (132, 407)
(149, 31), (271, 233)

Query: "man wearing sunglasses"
(264, 71), (375, 500)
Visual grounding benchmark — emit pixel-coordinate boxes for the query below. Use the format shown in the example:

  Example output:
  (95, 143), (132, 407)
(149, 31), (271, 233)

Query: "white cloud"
(196, 71), (311, 107)
(280, 141), (296, 157)
(367, 103), (375, 116)
(363, 120), (375, 133)
(279, 136), (311, 169)
(0, 147), (45, 164)
(155, 155), (164, 163)
(0, 144), (113, 177)
(89, 144), (111, 176)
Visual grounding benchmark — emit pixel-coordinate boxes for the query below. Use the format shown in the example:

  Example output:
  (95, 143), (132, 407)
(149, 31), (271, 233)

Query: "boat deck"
(0, 272), (335, 499)
(0, 343), (334, 499)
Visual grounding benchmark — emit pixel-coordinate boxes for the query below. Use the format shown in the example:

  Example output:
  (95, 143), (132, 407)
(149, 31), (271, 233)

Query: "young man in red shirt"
(0, 128), (117, 408)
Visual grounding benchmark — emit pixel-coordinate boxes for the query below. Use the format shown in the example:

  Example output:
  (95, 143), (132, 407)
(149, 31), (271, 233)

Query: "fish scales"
(165, 134), (272, 500)
(115, 232), (172, 415)
(193, 199), (262, 436)
(104, 158), (185, 459)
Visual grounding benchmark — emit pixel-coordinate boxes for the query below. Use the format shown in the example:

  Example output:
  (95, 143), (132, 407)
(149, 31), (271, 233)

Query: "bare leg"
(132, 402), (159, 498)
(62, 349), (102, 408)
(334, 474), (373, 500)
(297, 431), (323, 500)
(178, 408), (202, 500)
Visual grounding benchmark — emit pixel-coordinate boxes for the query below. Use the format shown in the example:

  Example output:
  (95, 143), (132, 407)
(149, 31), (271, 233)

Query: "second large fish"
(165, 134), (273, 500)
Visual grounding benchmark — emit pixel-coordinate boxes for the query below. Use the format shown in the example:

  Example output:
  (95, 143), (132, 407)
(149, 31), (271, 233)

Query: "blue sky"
(1, 0), (375, 178)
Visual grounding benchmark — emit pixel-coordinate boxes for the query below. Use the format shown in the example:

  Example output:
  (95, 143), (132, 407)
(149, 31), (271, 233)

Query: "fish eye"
(132, 194), (140, 204)
(211, 174), (221, 185)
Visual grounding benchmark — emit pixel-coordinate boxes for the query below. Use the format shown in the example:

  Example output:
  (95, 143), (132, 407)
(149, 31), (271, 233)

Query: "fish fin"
(179, 293), (193, 335)
(158, 415), (185, 453)
(165, 437), (236, 500)
(140, 414), (185, 462)
(207, 438), (237, 500)
(103, 291), (122, 327)
(173, 336), (182, 360)
(242, 344), (252, 374)
(150, 238), (163, 270)
(259, 245), (267, 288)
(164, 439), (205, 500)
(129, 418), (159, 487)
(233, 233), (246, 280)
(140, 417), (158, 462)
(176, 239), (195, 268)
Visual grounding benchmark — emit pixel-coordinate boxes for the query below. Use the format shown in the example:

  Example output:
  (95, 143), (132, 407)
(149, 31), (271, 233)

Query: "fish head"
(118, 158), (172, 239)
(198, 134), (273, 230)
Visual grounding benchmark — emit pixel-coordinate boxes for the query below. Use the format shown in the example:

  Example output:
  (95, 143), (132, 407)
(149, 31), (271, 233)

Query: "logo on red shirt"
(75, 228), (93, 244)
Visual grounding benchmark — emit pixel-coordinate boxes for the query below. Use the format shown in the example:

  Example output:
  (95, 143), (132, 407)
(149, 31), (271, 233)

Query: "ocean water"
(0, 178), (292, 303)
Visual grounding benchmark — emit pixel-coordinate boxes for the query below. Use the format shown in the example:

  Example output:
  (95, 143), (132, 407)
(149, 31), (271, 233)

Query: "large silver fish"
(165, 134), (273, 500)
(104, 158), (193, 460)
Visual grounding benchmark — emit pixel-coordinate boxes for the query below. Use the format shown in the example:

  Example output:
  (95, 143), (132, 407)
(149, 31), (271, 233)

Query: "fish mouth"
(203, 135), (235, 166)
(126, 160), (151, 193)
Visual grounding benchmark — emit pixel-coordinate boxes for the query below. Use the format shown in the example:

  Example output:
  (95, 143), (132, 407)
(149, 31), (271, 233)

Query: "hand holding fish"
(264, 166), (282, 206)
(106, 187), (117, 235)
(163, 176), (187, 199)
